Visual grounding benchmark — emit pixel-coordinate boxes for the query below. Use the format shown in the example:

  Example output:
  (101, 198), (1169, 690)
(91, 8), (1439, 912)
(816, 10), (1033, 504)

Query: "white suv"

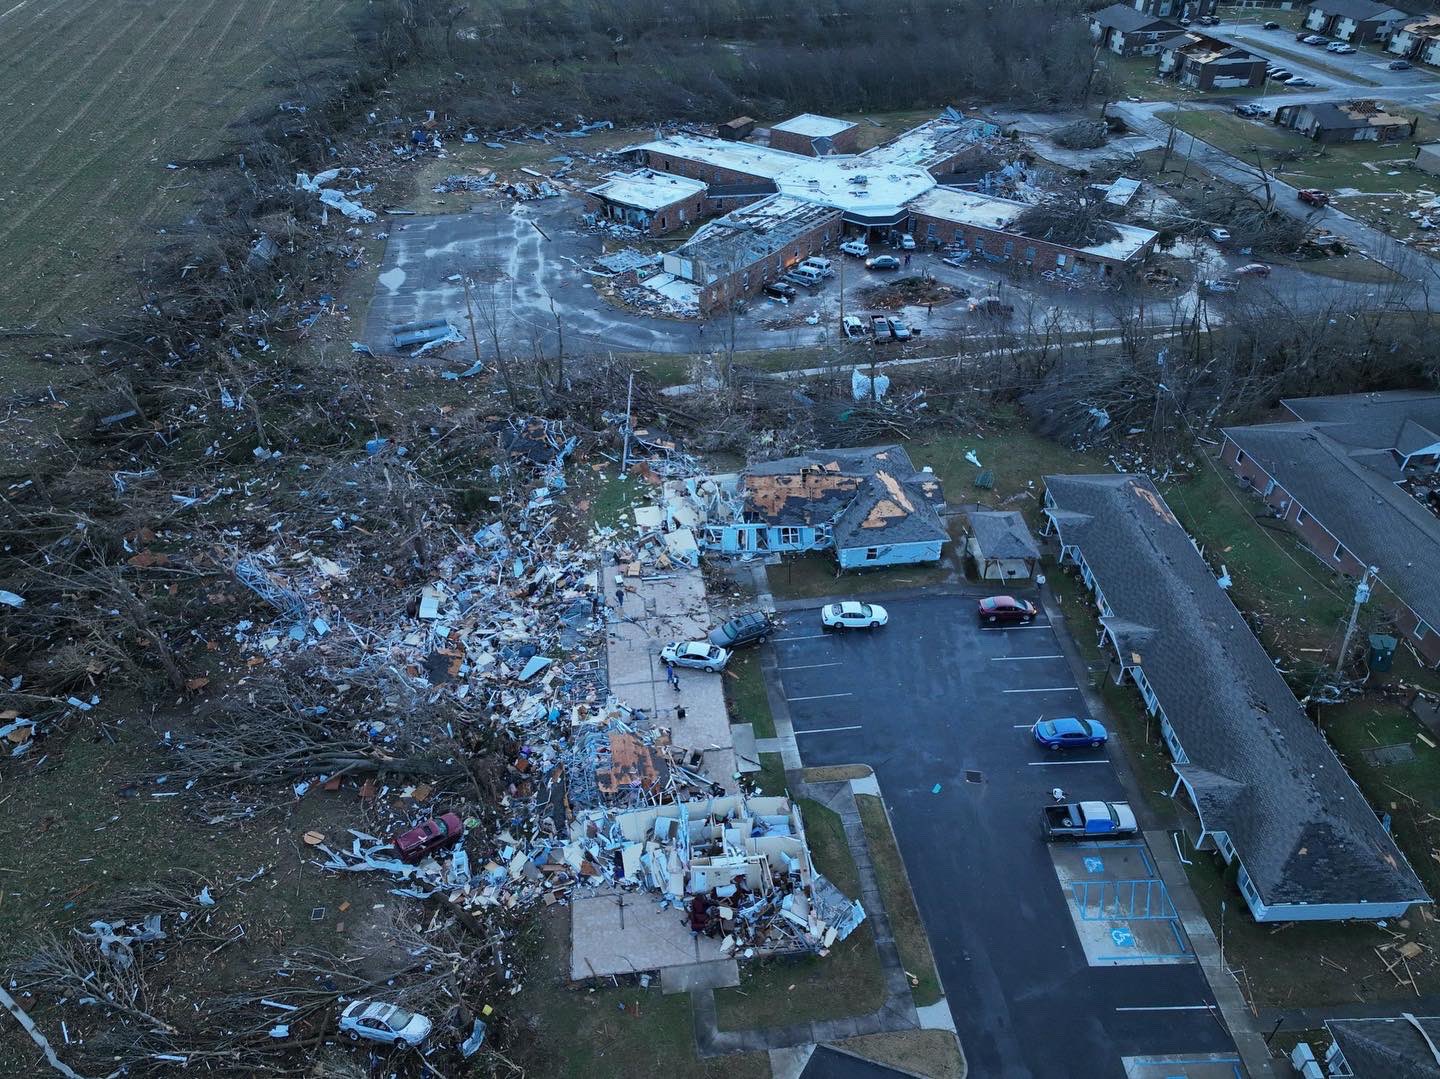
(840, 239), (870, 257)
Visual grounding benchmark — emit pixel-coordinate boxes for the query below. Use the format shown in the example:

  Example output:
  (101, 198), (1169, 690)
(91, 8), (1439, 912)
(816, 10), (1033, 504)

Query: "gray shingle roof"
(1043, 473), (1428, 911)
(1309, 0), (1406, 23)
(1281, 390), (1440, 446)
(743, 445), (947, 551)
(965, 510), (1039, 561)
(1223, 421), (1440, 631)
(1326, 1015), (1440, 1079)
(1090, 3), (1182, 33)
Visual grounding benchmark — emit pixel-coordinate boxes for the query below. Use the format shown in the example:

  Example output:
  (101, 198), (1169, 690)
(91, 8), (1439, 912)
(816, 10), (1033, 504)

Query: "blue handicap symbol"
(1110, 927), (1135, 948)
(1084, 856), (1105, 873)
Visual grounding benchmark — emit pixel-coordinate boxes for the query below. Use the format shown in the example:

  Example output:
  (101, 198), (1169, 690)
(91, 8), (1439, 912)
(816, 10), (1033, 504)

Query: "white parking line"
(794, 724), (863, 736)
(774, 633), (829, 642)
(787, 692), (853, 702)
(1027, 759), (1110, 767)
(990, 655), (1063, 662)
(1114, 1005), (1212, 1013)
(1002, 687), (1080, 694)
(779, 662), (842, 671)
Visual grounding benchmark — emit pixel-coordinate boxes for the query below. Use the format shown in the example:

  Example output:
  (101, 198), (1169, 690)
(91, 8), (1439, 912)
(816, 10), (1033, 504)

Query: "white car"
(1326, 42), (1354, 53)
(898, 233), (916, 250)
(339, 1000), (432, 1048)
(840, 239), (870, 257)
(821, 601), (889, 630)
(842, 314), (868, 339)
(660, 640), (732, 672)
(1207, 227), (1231, 243)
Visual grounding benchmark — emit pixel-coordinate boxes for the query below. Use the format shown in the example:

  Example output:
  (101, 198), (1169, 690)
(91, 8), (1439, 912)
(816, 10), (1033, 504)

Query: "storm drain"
(965, 769), (985, 784)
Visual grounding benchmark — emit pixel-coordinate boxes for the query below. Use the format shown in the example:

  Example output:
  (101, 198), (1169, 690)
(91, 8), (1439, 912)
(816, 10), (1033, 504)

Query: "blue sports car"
(1033, 717), (1107, 750)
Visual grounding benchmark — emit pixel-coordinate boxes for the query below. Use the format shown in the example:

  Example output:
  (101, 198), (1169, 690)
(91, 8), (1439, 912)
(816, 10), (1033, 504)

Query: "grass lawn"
(1159, 463), (1351, 666)
(513, 909), (770, 1079)
(766, 550), (957, 600)
(1105, 55), (1295, 102)
(726, 650), (776, 739)
(1157, 107), (1435, 194)
(835, 1030), (966, 1079)
(856, 794), (944, 1008)
(713, 798), (886, 1030)
(755, 752), (788, 797)
(580, 472), (649, 531)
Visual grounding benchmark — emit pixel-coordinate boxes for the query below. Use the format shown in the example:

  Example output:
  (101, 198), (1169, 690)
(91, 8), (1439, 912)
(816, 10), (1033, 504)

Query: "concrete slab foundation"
(570, 891), (725, 980)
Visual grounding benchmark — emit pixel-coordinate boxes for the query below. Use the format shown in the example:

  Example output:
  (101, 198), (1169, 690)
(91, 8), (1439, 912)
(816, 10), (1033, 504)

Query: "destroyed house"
(1274, 100), (1417, 144)
(1158, 33), (1267, 89)
(1387, 14), (1440, 64)
(1221, 391), (1440, 668)
(1043, 473), (1429, 922)
(584, 169), (708, 235)
(700, 446), (948, 568)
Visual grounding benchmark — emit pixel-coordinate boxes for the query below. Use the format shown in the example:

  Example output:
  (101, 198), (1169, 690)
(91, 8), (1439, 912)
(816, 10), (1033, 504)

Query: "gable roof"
(1043, 473), (1427, 912)
(1309, 0), (1406, 22)
(1168, 31), (1263, 64)
(743, 446), (947, 550)
(966, 510), (1040, 561)
(1090, 3), (1181, 33)
(1295, 100), (1413, 131)
(1326, 1015), (1440, 1078)
(1281, 391), (1440, 448)
(1223, 416), (1440, 632)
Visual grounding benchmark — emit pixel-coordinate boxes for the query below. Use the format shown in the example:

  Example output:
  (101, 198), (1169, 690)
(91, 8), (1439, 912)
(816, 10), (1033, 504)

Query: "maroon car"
(978, 596), (1038, 625)
(392, 812), (464, 864)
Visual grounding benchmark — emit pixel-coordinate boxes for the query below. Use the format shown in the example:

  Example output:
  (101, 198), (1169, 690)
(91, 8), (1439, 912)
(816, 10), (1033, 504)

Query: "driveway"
(768, 592), (1238, 1079)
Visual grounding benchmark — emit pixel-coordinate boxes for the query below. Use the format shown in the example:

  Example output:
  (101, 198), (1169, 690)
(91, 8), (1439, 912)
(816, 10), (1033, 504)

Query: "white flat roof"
(587, 169), (707, 211)
(776, 156), (935, 218)
(633, 136), (809, 180)
(909, 186), (1158, 262)
(862, 117), (990, 170)
(771, 113), (857, 139)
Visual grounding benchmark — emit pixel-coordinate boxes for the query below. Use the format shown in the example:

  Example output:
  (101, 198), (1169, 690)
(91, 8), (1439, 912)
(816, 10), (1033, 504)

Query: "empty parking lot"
(771, 591), (1237, 1078)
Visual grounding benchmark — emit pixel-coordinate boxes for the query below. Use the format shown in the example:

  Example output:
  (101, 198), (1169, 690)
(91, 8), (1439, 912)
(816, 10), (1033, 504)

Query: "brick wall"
(1220, 437), (1440, 667)
(768, 125), (859, 157)
(1185, 57), (1266, 89)
(584, 188), (710, 236)
(637, 150), (773, 188)
(693, 214), (840, 311)
(907, 210), (1147, 273)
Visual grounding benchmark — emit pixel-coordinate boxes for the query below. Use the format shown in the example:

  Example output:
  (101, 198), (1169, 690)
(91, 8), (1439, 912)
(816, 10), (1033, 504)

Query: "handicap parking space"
(1122, 1054), (1244, 1078)
(767, 593), (1232, 1077)
(1050, 842), (1194, 967)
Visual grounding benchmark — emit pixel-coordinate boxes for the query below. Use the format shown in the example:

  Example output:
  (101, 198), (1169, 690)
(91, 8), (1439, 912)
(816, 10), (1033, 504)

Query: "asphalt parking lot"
(770, 591), (1238, 1079)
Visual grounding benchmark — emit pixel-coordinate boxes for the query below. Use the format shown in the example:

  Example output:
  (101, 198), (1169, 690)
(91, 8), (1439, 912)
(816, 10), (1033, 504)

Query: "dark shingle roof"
(1223, 421), (1440, 631)
(743, 446), (947, 551)
(1309, 0), (1405, 23)
(1090, 3), (1181, 33)
(966, 510), (1039, 561)
(1043, 473), (1427, 911)
(1326, 1015), (1440, 1079)
(1282, 391), (1440, 451)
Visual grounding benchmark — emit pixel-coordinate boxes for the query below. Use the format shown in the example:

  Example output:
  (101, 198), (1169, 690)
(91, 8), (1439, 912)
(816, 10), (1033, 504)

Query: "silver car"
(660, 640), (732, 672)
(338, 1000), (432, 1047)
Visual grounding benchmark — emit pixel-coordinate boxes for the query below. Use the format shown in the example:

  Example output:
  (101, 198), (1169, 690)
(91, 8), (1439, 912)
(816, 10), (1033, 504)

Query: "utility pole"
(1335, 565), (1379, 675)
(620, 370), (635, 473)
(838, 253), (846, 327)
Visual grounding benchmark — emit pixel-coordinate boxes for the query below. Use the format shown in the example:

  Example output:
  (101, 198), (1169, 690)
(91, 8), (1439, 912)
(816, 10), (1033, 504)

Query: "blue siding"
(701, 524), (824, 555)
(837, 539), (943, 569)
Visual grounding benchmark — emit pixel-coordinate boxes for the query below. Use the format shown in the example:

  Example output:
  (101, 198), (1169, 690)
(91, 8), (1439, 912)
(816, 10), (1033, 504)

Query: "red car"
(978, 596), (1038, 625)
(1297, 189), (1330, 207)
(392, 812), (464, 864)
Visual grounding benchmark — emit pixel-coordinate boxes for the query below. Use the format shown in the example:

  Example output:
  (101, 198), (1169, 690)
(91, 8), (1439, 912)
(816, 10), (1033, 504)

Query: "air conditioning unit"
(1290, 1041), (1324, 1079)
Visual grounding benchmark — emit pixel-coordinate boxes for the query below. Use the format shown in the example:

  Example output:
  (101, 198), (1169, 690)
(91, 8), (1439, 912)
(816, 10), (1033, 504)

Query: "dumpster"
(1368, 633), (1398, 673)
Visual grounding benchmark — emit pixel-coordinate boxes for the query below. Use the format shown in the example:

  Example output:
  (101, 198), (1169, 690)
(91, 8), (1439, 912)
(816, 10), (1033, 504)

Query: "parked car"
(799, 256), (835, 278)
(392, 812), (465, 865)
(708, 611), (774, 650)
(660, 640), (731, 672)
(1043, 800), (1137, 840)
(886, 316), (912, 341)
(339, 1001), (433, 1048)
(1267, 69), (1292, 81)
(1263, 20), (1281, 29)
(821, 601), (889, 630)
(866, 254), (901, 271)
(785, 266), (825, 289)
(977, 595), (1038, 624)
(968, 296), (1014, 318)
(1207, 226), (1231, 243)
(1197, 14), (1218, 25)
(898, 233), (917, 250)
(763, 281), (798, 302)
(1202, 278), (1239, 294)
(1297, 187), (1330, 206)
(1302, 33), (1327, 45)
(840, 239), (870, 257)
(1234, 262), (1271, 276)
(842, 314), (868, 339)
(1389, 59), (1413, 70)
(1326, 42), (1355, 53)
(1285, 76), (1316, 87)
(1033, 717), (1108, 751)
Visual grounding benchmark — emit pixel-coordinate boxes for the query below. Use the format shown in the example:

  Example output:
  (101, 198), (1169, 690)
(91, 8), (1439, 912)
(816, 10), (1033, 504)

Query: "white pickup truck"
(1042, 800), (1137, 840)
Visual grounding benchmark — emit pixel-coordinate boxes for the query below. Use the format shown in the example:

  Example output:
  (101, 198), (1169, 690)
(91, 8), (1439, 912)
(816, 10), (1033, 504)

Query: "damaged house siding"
(836, 539), (943, 568)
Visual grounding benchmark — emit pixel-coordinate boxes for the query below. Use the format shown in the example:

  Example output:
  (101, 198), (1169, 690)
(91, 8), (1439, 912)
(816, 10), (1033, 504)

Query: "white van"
(785, 266), (825, 288)
(799, 257), (835, 278)
(840, 239), (870, 257)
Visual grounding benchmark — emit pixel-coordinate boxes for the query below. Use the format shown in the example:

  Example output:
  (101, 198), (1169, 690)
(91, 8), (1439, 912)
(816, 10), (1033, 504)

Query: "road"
(770, 593), (1240, 1079)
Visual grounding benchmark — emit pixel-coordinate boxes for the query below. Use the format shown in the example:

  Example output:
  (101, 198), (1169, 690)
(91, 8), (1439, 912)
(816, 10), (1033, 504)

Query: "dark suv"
(708, 611), (775, 650)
